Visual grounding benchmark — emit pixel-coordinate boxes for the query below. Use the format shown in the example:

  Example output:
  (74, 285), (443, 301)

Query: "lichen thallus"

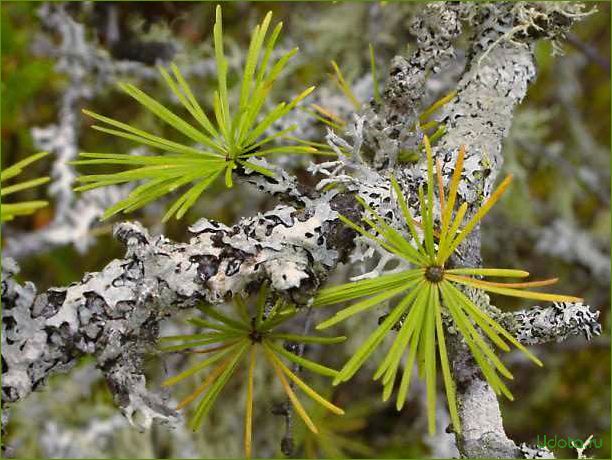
(312, 135), (582, 435)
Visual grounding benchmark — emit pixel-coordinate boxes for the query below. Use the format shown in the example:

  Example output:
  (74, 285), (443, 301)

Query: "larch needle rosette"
(312, 136), (582, 435)
(73, 5), (332, 222)
(160, 285), (345, 458)
(1, 151), (50, 222)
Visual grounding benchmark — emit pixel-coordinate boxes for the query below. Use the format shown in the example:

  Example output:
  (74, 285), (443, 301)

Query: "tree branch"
(2, 3), (598, 459)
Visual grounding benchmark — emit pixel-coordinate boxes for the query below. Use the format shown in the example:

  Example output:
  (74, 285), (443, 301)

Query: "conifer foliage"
(161, 286), (345, 458)
(1, 151), (49, 222)
(313, 136), (582, 434)
(74, 6), (330, 222)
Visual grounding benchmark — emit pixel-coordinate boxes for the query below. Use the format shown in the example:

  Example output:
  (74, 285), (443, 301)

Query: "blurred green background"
(1, 2), (610, 458)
